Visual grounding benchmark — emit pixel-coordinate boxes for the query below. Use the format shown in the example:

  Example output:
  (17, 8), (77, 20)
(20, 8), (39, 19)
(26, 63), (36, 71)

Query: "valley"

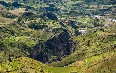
(0, 0), (116, 73)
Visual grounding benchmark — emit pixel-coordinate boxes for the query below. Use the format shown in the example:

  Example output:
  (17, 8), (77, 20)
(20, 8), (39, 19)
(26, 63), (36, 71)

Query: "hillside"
(0, 57), (49, 73)
(69, 51), (116, 73)
(0, 0), (116, 73)
(49, 27), (116, 66)
(0, 53), (115, 73)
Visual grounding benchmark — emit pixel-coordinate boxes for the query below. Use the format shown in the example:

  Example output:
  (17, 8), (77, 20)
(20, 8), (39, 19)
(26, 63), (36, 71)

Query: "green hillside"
(0, 0), (116, 73)
(0, 52), (115, 73)
(0, 57), (49, 73)
(49, 27), (116, 67)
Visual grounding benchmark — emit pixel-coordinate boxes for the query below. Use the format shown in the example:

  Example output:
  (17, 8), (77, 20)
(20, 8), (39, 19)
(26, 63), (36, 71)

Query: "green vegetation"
(0, 0), (116, 73)
(49, 27), (116, 67)
(0, 57), (49, 73)
(0, 51), (115, 73)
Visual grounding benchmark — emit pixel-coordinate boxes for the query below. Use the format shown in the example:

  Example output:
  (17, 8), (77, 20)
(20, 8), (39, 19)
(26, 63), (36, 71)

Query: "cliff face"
(31, 30), (76, 63)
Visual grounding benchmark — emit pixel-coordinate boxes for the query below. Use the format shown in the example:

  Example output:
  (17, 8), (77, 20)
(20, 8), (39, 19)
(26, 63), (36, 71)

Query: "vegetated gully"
(30, 30), (77, 64)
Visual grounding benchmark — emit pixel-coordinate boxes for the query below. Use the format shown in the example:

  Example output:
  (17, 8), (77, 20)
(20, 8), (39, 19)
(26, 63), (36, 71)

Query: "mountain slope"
(0, 52), (116, 73)
(0, 0), (116, 73)
(0, 57), (78, 73)
(0, 57), (49, 73)
(49, 27), (116, 66)
(69, 51), (116, 73)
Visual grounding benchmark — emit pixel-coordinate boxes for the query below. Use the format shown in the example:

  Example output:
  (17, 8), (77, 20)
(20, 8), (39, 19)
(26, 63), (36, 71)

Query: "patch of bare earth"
(0, 17), (13, 24)
(9, 8), (27, 16)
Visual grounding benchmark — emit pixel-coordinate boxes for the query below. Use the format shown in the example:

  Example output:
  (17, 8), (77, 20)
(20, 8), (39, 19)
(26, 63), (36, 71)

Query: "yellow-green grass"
(82, 53), (116, 73)
(0, 57), (50, 73)
(0, 51), (116, 73)
(47, 66), (78, 73)
(69, 51), (116, 73)
(0, 57), (79, 73)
